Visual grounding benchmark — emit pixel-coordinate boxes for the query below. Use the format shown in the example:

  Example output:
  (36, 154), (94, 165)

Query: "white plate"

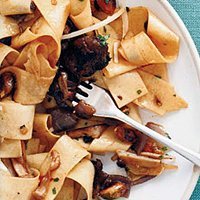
(98, 1), (200, 200)
(1, 1), (199, 200)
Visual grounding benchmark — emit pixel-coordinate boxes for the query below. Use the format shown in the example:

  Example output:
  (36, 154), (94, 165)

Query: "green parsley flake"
(54, 177), (59, 182)
(105, 0), (109, 4)
(52, 187), (57, 195)
(161, 146), (168, 151)
(137, 89), (142, 95)
(97, 34), (110, 46)
(159, 155), (164, 160)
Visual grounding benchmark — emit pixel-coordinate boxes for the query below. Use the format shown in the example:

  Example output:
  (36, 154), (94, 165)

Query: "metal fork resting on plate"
(73, 82), (200, 167)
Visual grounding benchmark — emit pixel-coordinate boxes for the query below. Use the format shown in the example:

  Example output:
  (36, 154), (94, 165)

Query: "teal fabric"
(168, 0), (200, 53)
(168, 0), (200, 199)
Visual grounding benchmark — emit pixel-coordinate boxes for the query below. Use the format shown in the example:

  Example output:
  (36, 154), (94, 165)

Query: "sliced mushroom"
(1, 158), (17, 176)
(146, 122), (167, 136)
(32, 172), (51, 200)
(100, 182), (129, 199)
(142, 122), (170, 153)
(92, 159), (131, 199)
(33, 150), (61, 199)
(51, 108), (78, 132)
(67, 125), (107, 139)
(10, 157), (31, 178)
(0, 72), (16, 100)
(11, 141), (33, 178)
(2, 142), (33, 178)
(114, 125), (137, 143)
(140, 152), (174, 160)
(74, 100), (96, 119)
(116, 150), (164, 176)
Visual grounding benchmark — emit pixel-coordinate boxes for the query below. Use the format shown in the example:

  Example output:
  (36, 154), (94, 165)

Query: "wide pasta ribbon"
(33, 114), (59, 151)
(0, 139), (22, 158)
(0, 44), (19, 67)
(117, 7), (179, 66)
(0, 100), (35, 140)
(70, 0), (93, 30)
(11, 17), (60, 64)
(0, 15), (19, 39)
(0, 0), (32, 16)
(37, 135), (90, 200)
(0, 66), (55, 104)
(33, 0), (70, 40)
(0, 169), (40, 200)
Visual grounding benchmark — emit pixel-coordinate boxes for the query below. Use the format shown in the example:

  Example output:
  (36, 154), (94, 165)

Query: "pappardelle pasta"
(0, 0), (187, 199)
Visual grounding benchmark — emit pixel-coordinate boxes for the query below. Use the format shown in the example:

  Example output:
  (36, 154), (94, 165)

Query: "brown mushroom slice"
(143, 122), (171, 153)
(11, 141), (33, 178)
(146, 122), (168, 137)
(140, 152), (175, 160)
(67, 125), (107, 139)
(116, 150), (164, 176)
(100, 182), (129, 199)
(74, 100), (96, 119)
(1, 158), (17, 177)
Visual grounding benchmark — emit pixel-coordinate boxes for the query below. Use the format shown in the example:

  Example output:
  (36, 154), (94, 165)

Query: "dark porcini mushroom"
(0, 72), (16, 100)
(92, 159), (131, 199)
(114, 125), (137, 143)
(74, 100), (96, 119)
(67, 125), (107, 139)
(51, 108), (78, 133)
(91, 0), (116, 16)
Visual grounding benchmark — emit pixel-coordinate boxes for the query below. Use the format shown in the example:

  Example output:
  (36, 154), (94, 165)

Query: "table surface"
(167, 0), (200, 199)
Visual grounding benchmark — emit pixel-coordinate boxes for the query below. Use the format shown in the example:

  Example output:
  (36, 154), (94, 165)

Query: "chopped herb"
(97, 34), (110, 46)
(173, 94), (177, 97)
(155, 75), (162, 79)
(159, 155), (164, 160)
(105, 0), (109, 4)
(165, 132), (172, 139)
(53, 177), (59, 182)
(137, 89), (142, 95)
(52, 187), (57, 195)
(161, 146), (168, 151)
(126, 7), (130, 12)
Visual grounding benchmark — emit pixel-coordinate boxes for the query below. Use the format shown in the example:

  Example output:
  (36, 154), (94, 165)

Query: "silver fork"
(74, 83), (200, 167)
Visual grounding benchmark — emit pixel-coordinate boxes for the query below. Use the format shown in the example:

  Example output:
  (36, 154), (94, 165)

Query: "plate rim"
(159, 1), (200, 199)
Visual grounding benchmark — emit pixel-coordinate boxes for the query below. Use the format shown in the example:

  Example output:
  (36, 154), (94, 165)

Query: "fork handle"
(113, 110), (200, 167)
